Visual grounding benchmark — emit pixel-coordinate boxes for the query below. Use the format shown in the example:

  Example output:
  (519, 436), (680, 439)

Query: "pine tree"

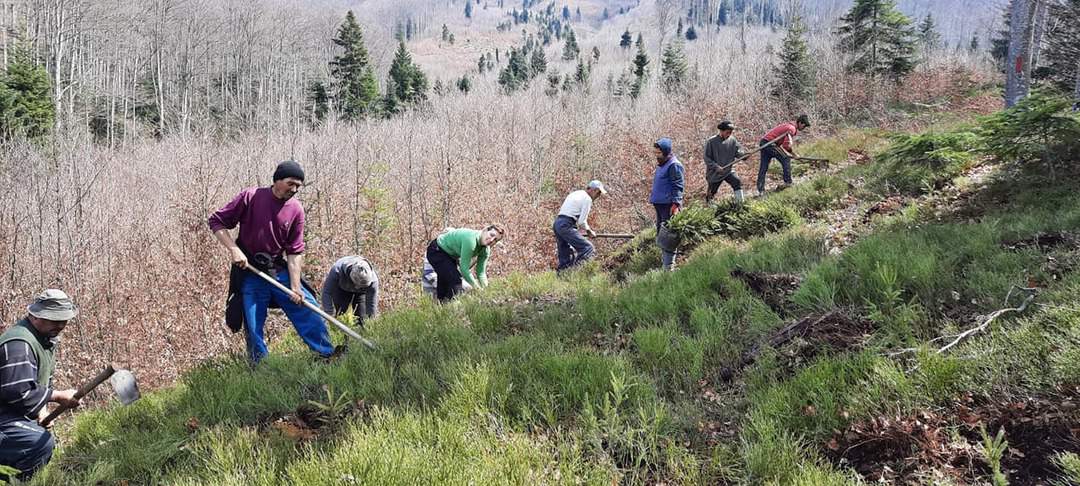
(835, 0), (918, 81)
(918, 13), (941, 53)
(620, 29), (633, 49)
(773, 16), (814, 103)
(592, 46), (600, 62)
(465, 0), (473, 19)
(442, 24), (451, 42)
(479, 54), (487, 73)
(306, 81), (329, 125)
(660, 41), (689, 93)
(718, 0), (729, 26)
(573, 59), (590, 88)
(562, 28), (580, 60)
(969, 36), (979, 53)
(676, 18), (684, 38)
(457, 75), (472, 93)
(385, 40), (429, 114)
(575, 7), (581, 21)
(635, 33), (644, 49)
(331, 11), (380, 120)
(498, 47), (531, 92)
(630, 37), (649, 99)
(530, 47), (548, 77)
(0, 44), (54, 139)
(545, 71), (561, 96)
(562, 5), (571, 20)
(685, 25), (698, 41)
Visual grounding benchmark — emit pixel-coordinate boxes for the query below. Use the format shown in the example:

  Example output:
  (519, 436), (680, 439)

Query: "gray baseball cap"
(339, 258), (375, 292)
(588, 180), (608, 194)
(27, 289), (78, 321)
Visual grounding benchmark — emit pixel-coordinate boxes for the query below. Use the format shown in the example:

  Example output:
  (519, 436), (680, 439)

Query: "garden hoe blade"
(110, 369), (140, 405)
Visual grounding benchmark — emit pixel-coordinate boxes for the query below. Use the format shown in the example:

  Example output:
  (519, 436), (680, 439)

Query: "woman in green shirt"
(425, 225), (505, 302)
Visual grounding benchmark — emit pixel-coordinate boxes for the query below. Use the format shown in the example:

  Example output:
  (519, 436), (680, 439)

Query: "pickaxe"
(41, 364), (140, 427)
(243, 263), (377, 351)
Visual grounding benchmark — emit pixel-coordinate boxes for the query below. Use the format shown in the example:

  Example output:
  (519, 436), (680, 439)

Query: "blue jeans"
(654, 204), (678, 271)
(757, 140), (792, 193)
(0, 419), (54, 480)
(554, 216), (594, 272)
(241, 271), (334, 363)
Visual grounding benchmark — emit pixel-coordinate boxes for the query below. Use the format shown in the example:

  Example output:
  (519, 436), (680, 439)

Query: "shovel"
(243, 263), (377, 351)
(592, 233), (636, 239)
(40, 364), (140, 427)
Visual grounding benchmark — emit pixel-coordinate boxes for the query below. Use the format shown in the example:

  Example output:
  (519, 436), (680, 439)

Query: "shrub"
(873, 129), (982, 194)
(978, 92), (1080, 168)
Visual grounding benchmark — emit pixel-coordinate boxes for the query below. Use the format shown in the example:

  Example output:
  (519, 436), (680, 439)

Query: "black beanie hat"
(273, 160), (305, 182)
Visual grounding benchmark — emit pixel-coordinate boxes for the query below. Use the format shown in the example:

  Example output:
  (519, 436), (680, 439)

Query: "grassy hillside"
(26, 96), (1080, 485)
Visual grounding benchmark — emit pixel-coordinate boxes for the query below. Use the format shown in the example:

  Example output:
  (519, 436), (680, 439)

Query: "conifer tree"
(685, 25), (698, 41)
(457, 75), (472, 93)
(676, 18), (684, 38)
(773, 15), (814, 103)
(331, 11), (380, 120)
(0, 44), (54, 139)
(620, 29), (633, 49)
(969, 36), (979, 53)
(442, 24), (451, 42)
(835, 0), (918, 81)
(530, 47), (548, 77)
(562, 28), (580, 60)
(465, 0), (473, 18)
(562, 5), (571, 20)
(478, 54), (487, 73)
(630, 37), (649, 99)
(306, 81), (329, 125)
(918, 13), (941, 53)
(384, 40), (428, 114)
(660, 41), (689, 93)
(574, 59), (590, 88)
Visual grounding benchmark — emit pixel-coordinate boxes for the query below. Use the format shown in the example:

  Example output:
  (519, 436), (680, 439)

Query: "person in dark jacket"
(650, 137), (684, 271)
(0, 290), (81, 481)
(320, 256), (378, 325)
(704, 121), (745, 203)
(757, 114), (811, 196)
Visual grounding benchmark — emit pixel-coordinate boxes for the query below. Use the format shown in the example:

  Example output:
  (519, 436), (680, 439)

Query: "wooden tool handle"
(40, 365), (115, 427)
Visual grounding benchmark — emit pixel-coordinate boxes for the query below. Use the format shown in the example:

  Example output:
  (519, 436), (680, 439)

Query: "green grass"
(30, 103), (1080, 485)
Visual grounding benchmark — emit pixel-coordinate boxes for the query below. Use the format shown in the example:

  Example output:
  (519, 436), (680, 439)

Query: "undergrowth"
(27, 95), (1080, 485)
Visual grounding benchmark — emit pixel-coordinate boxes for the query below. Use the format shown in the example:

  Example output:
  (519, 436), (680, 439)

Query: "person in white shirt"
(553, 180), (607, 273)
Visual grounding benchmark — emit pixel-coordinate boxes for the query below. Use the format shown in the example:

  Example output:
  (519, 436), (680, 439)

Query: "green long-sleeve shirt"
(436, 229), (490, 288)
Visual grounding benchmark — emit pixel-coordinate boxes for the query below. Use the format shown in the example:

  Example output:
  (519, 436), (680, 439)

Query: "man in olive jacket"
(0, 290), (81, 480)
(703, 121), (745, 203)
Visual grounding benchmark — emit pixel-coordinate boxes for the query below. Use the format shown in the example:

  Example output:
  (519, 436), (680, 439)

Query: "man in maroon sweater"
(756, 114), (811, 196)
(208, 160), (336, 363)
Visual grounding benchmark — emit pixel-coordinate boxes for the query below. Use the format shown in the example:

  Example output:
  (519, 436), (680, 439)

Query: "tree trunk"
(1005, 0), (1034, 107)
(1074, 59), (1080, 104)
(1030, 0), (1047, 69)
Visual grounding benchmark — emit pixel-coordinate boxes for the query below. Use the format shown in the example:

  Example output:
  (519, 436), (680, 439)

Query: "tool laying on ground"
(243, 263), (377, 351)
(592, 233), (636, 239)
(794, 156), (830, 167)
(40, 365), (140, 427)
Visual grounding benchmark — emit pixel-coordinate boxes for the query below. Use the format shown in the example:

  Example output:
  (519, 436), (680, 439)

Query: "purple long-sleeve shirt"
(208, 187), (306, 256)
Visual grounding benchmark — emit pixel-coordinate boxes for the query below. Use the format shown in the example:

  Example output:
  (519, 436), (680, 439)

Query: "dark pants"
(0, 419), (54, 480)
(706, 172), (743, 202)
(653, 204), (677, 270)
(553, 215), (594, 272)
(426, 239), (462, 302)
(757, 140), (792, 194)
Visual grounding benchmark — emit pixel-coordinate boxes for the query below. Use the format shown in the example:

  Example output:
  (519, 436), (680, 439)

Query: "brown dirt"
(731, 269), (802, 317)
(863, 195), (908, 223)
(1002, 231), (1080, 252)
(826, 386), (1080, 485)
(720, 311), (874, 381)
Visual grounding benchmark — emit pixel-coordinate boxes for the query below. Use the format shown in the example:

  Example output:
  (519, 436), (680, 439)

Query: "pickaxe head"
(109, 369), (140, 405)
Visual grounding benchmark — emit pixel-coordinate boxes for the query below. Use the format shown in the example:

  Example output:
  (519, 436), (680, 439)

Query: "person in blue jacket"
(649, 137), (685, 271)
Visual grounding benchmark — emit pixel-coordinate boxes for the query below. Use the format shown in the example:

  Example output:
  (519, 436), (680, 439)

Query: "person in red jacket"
(756, 114), (810, 196)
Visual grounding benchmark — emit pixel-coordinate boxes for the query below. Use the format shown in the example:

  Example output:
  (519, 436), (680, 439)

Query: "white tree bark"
(1005, 0), (1034, 108)
(1074, 59), (1080, 105)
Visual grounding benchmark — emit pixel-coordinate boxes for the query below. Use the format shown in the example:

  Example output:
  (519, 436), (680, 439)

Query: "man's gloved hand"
(585, 229), (596, 238)
(670, 203), (681, 216)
